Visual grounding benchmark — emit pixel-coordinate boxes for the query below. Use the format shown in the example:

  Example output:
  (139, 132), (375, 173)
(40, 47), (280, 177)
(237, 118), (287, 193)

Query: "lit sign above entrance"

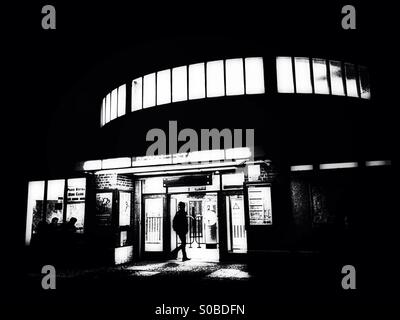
(79, 148), (252, 172)
(163, 174), (212, 188)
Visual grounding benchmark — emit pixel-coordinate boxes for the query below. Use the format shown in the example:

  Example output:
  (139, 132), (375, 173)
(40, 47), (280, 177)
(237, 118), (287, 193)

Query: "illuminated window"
(245, 57), (265, 94)
(226, 194), (247, 252)
(294, 57), (312, 93)
(312, 58), (329, 94)
(143, 177), (165, 194)
(329, 60), (345, 96)
(189, 63), (206, 100)
(46, 179), (65, 227)
(172, 66), (187, 102)
(119, 191), (131, 227)
(120, 231), (128, 246)
(143, 73), (156, 108)
(225, 58), (245, 96)
(131, 77), (143, 111)
(276, 57), (294, 93)
(156, 69), (171, 105)
(110, 88), (118, 120)
(344, 63), (358, 97)
(101, 98), (105, 126)
(359, 66), (371, 99)
(105, 93), (111, 124)
(206, 60), (225, 98)
(222, 172), (245, 189)
(117, 84), (126, 117)
(26, 181), (45, 245)
(67, 178), (86, 233)
(144, 197), (164, 252)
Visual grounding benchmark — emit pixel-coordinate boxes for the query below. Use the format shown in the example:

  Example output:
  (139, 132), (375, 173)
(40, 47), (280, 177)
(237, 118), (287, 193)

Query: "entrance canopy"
(76, 148), (252, 176)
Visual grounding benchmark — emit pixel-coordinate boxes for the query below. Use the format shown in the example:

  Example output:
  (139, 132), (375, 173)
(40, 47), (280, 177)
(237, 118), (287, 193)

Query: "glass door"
(144, 195), (164, 252)
(170, 193), (219, 261)
(226, 194), (247, 252)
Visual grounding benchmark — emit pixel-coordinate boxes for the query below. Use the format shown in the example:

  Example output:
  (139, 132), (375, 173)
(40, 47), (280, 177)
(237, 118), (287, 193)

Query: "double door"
(142, 191), (247, 260)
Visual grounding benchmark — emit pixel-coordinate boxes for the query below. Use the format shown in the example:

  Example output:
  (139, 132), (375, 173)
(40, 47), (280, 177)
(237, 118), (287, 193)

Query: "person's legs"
(171, 234), (184, 258)
(178, 233), (189, 260)
(171, 241), (182, 258)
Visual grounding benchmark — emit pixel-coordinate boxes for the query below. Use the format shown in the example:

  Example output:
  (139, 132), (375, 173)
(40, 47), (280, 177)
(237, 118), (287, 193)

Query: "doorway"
(170, 193), (219, 261)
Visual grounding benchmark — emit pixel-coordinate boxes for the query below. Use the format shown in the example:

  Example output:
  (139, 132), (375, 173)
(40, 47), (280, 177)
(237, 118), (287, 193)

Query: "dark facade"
(5, 4), (392, 290)
(23, 46), (393, 266)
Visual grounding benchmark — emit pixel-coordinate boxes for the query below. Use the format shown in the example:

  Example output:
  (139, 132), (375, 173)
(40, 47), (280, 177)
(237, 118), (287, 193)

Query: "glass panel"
(312, 58), (329, 94)
(248, 186), (272, 225)
(294, 57), (312, 93)
(245, 57), (265, 94)
(67, 178), (86, 233)
(189, 63), (206, 100)
(110, 88), (118, 120)
(206, 60), (225, 98)
(26, 181), (45, 245)
(172, 66), (188, 102)
(345, 63), (358, 97)
(226, 195), (247, 252)
(119, 192), (131, 226)
(156, 69), (171, 105)
(101, 98), (105, 126)
(105, 93), (111, 124)
(276, 57), (294, 93)
(115, 246), (133, 264)
(225, 58), (245, 96)
(222, 172), (244, 189)
(142, 177), (165, 194)
(203, 195), (218, 245)
(95, 193), (113, 227)
(131, 77), (143, 111)
(143, 73), (156, 108)
(329, 60), (345, 96)
(359, 66), (371, 99)
(117, 84), (126, 117)
(144, 197), (164, 252)
(120, 231), (128, 246)
(46, 179), (65, 225)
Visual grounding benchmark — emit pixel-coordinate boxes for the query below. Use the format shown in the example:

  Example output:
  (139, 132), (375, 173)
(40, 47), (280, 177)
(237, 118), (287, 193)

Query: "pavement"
(10, 253), (395, 312)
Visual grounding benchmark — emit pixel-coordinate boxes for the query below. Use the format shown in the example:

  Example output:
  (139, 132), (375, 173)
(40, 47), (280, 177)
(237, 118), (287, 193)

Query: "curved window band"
(100, 57), (370, 127)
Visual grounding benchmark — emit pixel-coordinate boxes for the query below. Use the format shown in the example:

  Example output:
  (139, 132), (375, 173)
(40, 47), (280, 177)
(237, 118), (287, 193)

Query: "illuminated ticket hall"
(26, 148), (280, 265)
(87, 148), (273, 264)
(26, 147), (392, 266)
(24, 51), (389, 267)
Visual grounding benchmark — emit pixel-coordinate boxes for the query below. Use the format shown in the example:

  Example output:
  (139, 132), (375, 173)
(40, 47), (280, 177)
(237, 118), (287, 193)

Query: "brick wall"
(95, 174), (134, 191)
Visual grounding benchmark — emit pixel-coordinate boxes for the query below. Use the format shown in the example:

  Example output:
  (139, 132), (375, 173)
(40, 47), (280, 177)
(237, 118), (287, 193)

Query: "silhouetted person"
(65, 217), (77, 233)
(171, 202), (190, 261)
(34, 220), (49, 246)
(48, 217), (59, 233)
(60, 217), (78, 246)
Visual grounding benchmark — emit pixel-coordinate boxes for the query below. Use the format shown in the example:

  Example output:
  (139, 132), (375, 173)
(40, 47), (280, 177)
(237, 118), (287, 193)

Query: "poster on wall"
(247, 186), (272, 225)
(119, 192), (131, 226)
(95, 193), (113, 226)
